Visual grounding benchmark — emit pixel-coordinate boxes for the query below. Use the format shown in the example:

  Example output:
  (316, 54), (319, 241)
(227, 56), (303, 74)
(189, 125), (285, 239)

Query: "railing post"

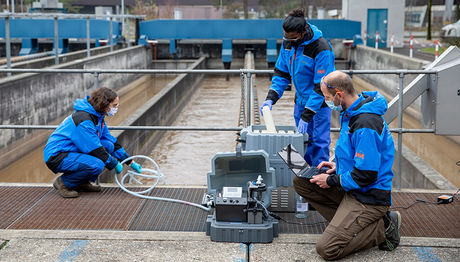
(127, 18), (131, 47)
(435, 39), (439, 60)
(110, 16), (113, 52)
(375, 30), (379, 50)
(246, 72), (252, 126)
(409, 35), (413, 58)
(94, 72), (99, 90)
(54, 16), (59, 66)
(397, 72), (405, 191)
(364, 29), (367, 46)
(87, 18), (91, 58)
(5, 17), (11, 77)
(390, 33), (394, 54)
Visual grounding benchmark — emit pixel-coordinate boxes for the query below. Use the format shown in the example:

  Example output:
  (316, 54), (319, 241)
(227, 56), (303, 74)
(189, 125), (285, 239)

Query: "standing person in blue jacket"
(293, 71), (400, 260)
(260, 8), (335, 166)
(44, 87), (142, 198)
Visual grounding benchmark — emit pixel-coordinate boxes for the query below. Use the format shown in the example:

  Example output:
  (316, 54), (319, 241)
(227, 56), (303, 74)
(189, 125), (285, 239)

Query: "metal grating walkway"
(0, 186), (459, 238)
(128, 187), (210, 231)
(392, 191), (460, 238)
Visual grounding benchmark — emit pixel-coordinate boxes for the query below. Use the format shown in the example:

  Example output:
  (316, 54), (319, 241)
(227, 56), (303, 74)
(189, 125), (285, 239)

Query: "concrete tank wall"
(98, 57), (207, 182)
(0, 45), (151, 171)
(349, 45), (456, 190)
(395, 143), (456, 190)
(350, 45), (430, 110)
(0, 45), (123, 78)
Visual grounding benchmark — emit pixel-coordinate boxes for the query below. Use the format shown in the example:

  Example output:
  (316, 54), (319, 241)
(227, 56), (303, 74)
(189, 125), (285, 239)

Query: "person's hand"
(318, 161), (336, 174)
(130, 161), (142, 173)
(260, 100), (273, 116)
(297, 119), (308, 134)
(114, 162), (123, 174)
(310, 173), (330, 189)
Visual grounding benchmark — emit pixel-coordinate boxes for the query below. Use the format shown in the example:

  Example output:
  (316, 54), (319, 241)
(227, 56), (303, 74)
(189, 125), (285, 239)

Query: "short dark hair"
(326, 72), (355, 96)
(88, 87), (118, 113)
(283, 8), (307, 34)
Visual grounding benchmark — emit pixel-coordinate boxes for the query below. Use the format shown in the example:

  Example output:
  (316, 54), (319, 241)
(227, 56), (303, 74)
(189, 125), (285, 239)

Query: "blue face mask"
(325, 93), (343, 112)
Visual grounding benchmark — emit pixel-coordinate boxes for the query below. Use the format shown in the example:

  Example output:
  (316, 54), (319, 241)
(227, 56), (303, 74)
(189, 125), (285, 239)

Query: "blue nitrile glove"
(130, 161), (142, 173)
(260, 100), (273, 116)
(297, 119), (309, 134)
(115, 162), (123, 174)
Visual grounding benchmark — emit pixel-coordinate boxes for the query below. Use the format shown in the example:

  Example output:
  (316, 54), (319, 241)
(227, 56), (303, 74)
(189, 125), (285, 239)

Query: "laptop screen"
(277, 144), (309, 175)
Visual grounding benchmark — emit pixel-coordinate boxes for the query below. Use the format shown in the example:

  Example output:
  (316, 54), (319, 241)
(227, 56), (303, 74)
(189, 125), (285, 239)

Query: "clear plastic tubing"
(118, 155), (211, 211)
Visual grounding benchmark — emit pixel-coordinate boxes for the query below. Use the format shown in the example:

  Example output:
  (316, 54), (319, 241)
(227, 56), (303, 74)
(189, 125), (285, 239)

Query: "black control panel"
(215, 191), (248, 222)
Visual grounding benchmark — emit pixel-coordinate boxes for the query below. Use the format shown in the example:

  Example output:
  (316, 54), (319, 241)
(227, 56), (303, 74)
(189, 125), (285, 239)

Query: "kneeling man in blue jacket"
(294, 71), (401, 260)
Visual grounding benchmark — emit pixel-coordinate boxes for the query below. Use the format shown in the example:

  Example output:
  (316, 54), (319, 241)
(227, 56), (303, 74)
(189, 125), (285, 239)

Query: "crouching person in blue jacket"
(293, 71), (400, 260)
(44, 87), (142, 198)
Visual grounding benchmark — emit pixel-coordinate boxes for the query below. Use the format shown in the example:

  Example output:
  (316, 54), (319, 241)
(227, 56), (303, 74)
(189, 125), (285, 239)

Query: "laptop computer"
(277, 144), (328, 179)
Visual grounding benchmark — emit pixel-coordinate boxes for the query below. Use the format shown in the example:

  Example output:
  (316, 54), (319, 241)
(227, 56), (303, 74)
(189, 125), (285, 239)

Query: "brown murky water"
(2, 70), (459, 189)
(257, 75), (460, 188)
(255, 76), (339, 156)
(0, 75), (175, 183)
(352, 77), (460, 188)
(143, 75), (242, 185)
(143, 72), (331, 186)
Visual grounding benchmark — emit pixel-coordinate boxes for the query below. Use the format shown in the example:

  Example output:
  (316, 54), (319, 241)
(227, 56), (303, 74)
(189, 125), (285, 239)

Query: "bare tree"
(161, 0), (178, 19)
(259, 0), (301, 18)
(456, 0), (460, 22)
(427, 0), (432, 40)
(244, 0), (248, 19)
(212, 0), (249, 18)
(130, 0), (159, 20)
(223, 2), (244, 19)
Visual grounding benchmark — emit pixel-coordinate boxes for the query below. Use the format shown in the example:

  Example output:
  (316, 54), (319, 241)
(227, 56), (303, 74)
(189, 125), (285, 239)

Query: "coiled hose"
(117, 155), (211, 211)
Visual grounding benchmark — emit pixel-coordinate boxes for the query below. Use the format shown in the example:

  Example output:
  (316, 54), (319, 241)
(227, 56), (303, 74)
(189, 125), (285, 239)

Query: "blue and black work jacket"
(44, 96), (130, 172)
(327, 91), (395, 206)
(266, 22), (336, 122)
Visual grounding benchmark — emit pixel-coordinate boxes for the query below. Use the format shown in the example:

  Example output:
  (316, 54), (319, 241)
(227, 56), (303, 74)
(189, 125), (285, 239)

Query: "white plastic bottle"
(295, 193), (309, 218)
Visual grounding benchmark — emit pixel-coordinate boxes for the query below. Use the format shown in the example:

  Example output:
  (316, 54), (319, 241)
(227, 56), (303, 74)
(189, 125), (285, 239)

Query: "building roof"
(72, 0), (260, 6)
(72, 0), (343, 9)
(405, 0), (451, 6)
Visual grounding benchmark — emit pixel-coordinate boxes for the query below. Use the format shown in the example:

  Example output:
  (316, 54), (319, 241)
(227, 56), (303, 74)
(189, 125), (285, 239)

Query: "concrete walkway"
(0, 230), (459, 261)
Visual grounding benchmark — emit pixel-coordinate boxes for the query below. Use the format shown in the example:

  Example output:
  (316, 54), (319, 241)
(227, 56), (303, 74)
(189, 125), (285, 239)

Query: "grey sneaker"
(53, 176), (78, 198)
(74, 181), (102, 192)
(379, 211), (401, 251)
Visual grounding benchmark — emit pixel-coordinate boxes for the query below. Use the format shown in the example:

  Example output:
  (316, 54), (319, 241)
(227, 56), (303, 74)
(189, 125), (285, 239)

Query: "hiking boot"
(74, 181), (102, 192)
(379, 211), (402, 251)
(53, 176), (78, 198)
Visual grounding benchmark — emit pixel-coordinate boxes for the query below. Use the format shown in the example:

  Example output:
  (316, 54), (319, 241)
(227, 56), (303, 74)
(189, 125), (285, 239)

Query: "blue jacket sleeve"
(268, 46), (290, 102)
(340, 128), (381, 191)
(303, 50), (336, 114)
(100, 121), (131, 164)
(71, 120), (117, 168)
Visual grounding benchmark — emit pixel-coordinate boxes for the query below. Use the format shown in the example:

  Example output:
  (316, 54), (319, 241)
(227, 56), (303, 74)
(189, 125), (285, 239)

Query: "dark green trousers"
(293, 176), (389, 260)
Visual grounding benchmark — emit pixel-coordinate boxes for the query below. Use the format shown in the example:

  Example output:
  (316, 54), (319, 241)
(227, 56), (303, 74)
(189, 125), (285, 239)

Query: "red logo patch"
(317, 69), (325, 74)
(355, 152), (364, 159)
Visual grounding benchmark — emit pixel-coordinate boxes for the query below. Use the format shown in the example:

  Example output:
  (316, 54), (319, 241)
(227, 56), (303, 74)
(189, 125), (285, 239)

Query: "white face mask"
(106, 107), (118, 117)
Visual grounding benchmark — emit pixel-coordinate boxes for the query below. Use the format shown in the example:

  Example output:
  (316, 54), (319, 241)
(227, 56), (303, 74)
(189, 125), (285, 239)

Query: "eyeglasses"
(283, 35), (301, 42)
(109, 103), (119, 108)
(321, 76), (341, 94)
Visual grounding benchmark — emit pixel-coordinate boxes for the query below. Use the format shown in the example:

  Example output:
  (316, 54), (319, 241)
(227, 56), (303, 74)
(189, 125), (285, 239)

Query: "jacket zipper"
(290, 46), (298, 93)
(337, 112), (345, 173)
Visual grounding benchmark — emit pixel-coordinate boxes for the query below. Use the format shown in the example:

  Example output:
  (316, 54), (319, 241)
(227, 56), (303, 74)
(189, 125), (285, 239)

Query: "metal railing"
(0, 68), (438, 191)
(0, 13), (146, 75)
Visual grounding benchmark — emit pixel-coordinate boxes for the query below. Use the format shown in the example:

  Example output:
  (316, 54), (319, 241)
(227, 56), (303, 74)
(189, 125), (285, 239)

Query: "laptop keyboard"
(299, 167), (322, 179)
